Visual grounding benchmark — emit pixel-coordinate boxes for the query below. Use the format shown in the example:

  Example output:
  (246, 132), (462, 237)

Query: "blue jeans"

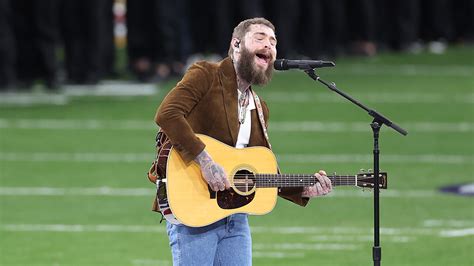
(166, 214), (252, 266)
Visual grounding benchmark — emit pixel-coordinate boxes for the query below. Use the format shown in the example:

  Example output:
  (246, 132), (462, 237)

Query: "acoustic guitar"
(162, 134), (387, 227)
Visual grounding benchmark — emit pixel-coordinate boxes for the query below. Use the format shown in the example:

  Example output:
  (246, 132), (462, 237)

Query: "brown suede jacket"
(155, 57), (308, 206)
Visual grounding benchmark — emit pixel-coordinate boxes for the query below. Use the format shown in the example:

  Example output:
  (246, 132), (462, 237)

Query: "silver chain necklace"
(238, 89), (250, 124)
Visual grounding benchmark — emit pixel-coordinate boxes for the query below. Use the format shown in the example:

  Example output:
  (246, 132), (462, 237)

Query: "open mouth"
(255, 52), (271, 67)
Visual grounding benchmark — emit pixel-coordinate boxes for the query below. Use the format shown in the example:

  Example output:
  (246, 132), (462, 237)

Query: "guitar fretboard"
(249, 174), (356, 188)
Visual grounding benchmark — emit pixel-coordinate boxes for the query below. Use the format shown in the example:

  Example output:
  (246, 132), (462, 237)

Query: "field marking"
(270, 121), (474, 133)
(0, 186), (444, 198)
(0, 118), (154, 130)
(262, 91), (474, 104)
(1, 224), (166, 233)
(307, 235), (414, 243)
(1, 118), (473, 133)
(277, 154), (473, 164)
(343, 63), (474, 77)
(0, 151), (471, 165)
(131, 259), (171, 266)
(423, 219), (474, 228)
(439, 228), (474, 237)
(0, 94), (69, 106)
(2, 224), (470, 239)
(0, 152), (152, 163)
(252, 251), (305, 258)
(253, 243), (359, 251)
(0, 187), (154, 196)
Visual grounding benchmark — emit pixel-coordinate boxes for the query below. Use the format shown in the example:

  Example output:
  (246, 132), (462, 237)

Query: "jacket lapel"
(218, 58), (239, 146)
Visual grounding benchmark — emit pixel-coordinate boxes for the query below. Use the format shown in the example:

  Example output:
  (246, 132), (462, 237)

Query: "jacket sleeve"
(261, 100), (309, 207)
(155, 63), (210, 163)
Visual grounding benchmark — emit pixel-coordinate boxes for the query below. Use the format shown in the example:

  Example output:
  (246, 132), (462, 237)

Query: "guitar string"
(233, 175), (356, 187)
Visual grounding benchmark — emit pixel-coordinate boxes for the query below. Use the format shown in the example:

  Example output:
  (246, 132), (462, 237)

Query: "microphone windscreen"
(273, 59), (287, 70)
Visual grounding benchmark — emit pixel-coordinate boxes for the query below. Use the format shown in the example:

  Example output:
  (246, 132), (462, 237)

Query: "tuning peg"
(368, 168), (373, 173)
(360, 168), (366, 173)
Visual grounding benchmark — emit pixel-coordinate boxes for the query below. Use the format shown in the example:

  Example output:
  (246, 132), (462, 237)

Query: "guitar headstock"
(356, 171), (388, 189)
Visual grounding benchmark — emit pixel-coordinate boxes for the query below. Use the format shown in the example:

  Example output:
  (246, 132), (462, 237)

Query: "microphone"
(274, 59), (335, 70)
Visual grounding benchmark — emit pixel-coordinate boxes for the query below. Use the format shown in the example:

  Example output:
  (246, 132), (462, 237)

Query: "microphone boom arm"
(303, 68), (407, 135)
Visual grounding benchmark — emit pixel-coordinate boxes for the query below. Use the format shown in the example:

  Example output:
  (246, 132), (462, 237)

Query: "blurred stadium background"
(0, 1), (473, 265)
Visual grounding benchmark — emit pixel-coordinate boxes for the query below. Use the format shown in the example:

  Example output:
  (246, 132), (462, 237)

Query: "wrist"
(194, 150), (212, 167)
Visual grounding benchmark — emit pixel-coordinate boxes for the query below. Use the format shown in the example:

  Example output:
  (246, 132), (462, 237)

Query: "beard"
(236, 46), (273, 86)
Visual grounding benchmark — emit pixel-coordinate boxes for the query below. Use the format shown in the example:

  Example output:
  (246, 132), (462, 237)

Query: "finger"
(223, 177), (231, 189)
(217, 181), (225, 191)
(210, 180), (219, 191)
(318, 170), (332, 191)
(315, 173), (329, 192)
(325, 176), (333, 191)
(210, 183), (218, 192)
(315, 183), (323, 195)
(321, 176), (331, 192)
(321, 175), (331, 192)
(216, 165), (230, 189)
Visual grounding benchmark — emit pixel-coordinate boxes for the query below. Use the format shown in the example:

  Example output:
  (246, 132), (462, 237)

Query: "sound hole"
(216, 169), (256, 210)
(233, 169), (256, 194)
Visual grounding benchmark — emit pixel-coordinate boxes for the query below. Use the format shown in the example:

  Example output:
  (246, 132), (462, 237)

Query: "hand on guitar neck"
(194, 149), (231, 192)
(301, 170), (333, 197)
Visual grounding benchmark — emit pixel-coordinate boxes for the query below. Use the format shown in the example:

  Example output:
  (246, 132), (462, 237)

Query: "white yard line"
(269, 121), (474, 133)
(0, 152), (152, 162)
(252, 251), (305, 258)
(277, 154), (473, 164)
(423, 219), (474, 228)
(0, 118), (154, 130)
(344, 63), (474, 77)
(1, 119), (472, 133)
(262, 91), (474, 104)
(1, 224), (166, 233)
(0, 94), (68, 105)
(2, 223), (470, 239)
(0, 152), (471, 164)
(0, 187), (154, 196)
(439, 228), (474, 237)
(253, 243), (359, 251)
(306, 235), (414, 243)
(131, 259), (171, 266)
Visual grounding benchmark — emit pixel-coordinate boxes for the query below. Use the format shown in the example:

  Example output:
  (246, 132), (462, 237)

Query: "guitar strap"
(250, 89), (272, 150)
(251, 89), (283, 175)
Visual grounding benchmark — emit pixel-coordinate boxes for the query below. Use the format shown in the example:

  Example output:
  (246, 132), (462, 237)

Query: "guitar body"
(166, 134), (279, 227)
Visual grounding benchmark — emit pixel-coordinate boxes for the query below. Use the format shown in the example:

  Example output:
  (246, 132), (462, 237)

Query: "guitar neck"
(254, 174), (356, 188)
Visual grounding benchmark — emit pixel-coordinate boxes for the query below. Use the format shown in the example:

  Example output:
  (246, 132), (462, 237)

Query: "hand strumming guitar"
(195, 150), (231, 192)
(302, 170), (333, 197)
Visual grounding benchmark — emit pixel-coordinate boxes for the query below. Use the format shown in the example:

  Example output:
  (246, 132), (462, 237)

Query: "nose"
(263, 39), (271, 49)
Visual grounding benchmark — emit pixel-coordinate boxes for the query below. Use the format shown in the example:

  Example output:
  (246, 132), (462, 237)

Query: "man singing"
(155, 17), (332, 265)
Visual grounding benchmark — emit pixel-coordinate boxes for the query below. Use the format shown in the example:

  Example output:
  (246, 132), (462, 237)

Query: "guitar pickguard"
(217, 188), (255, 209)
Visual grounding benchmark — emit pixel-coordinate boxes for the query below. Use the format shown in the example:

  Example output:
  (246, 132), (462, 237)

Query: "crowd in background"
(0, 0), (473, 91)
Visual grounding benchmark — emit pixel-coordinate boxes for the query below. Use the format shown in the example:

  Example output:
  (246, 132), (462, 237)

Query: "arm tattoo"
(194, 150), (212, 167)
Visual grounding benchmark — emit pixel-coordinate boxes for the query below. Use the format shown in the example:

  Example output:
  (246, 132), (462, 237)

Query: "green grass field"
(1, 46), (473, 266)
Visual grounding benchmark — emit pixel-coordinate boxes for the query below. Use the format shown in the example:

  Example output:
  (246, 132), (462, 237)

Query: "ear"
(232, 38), (241, 51)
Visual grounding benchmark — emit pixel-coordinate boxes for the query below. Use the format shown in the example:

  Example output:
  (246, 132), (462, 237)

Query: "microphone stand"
(303, 67), (407, 266)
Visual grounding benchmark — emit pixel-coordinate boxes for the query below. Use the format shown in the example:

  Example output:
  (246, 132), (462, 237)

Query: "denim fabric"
(166, 214), (252, 266)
